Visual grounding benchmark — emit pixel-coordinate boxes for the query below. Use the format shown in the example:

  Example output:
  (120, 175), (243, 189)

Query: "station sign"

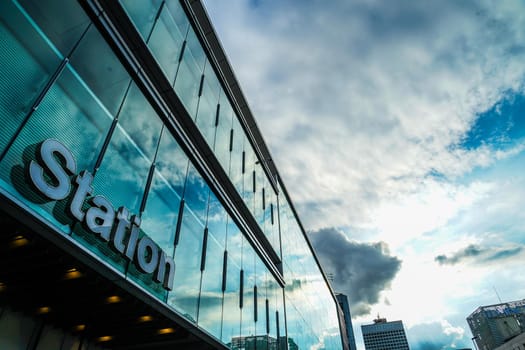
(26, 138), (174, 290)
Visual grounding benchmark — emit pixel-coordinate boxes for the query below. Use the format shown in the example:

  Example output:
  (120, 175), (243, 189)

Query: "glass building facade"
(0, 0), (345, 349)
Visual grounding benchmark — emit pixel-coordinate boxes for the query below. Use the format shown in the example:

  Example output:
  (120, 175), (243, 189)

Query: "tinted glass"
(0, 1), (61, 157)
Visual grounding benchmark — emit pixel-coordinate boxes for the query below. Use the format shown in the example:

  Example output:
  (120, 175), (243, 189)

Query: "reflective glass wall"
(0, 0), (284, 346)
(278, 185), (343, 349)
(0, 0), (344, 349)
(120, 0), (282, 259)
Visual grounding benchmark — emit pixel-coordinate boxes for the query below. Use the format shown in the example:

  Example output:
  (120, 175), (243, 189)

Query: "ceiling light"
(37, 306), (51, 314)
(9, 235), (29, 248)
(105, 295), (121, 304)
(73, 324), (86, 332)
(96, 335), (113, 342)
(64, 268), (82, 280)
(138, 315), (153, 322)
(157, 327), (175, 335)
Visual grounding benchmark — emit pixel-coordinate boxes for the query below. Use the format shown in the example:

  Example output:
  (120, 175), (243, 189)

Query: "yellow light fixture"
(9, 235), (29, 248)
(138, 315), (153, 322)
(73, 324), (86, 332)
(105, 295), (121, 304)
(96, 335), (113, 342)
(157, 327), (175, 335)
(37, 306), (51, 314)
(0, 282), (6, 292)
(64, 268), (82, 280)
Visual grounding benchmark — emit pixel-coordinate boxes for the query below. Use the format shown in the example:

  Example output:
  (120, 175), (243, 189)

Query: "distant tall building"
(336, 293), (358, 350)
(467, 299), (525, 350)
(361, 317), (410, 350)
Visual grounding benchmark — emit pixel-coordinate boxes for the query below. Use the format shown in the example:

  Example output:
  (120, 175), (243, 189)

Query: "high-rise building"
(493, 332), (525, 350)
(467, 299), (525, 350)
(0, 0), (346, 349)
(336, 293), (358, 350)
(361, 317), (410, 350)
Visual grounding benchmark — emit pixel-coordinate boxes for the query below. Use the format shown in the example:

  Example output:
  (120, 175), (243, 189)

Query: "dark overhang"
(0, 199), (225, 350)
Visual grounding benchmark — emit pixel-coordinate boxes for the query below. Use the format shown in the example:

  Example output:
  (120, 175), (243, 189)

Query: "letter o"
(135, 237), (159, 274)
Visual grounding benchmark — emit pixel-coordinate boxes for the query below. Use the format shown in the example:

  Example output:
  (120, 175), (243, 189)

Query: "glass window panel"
(197, 230), (225, 337)
(18, 0), (90, 57)
(214, 96), (233, 173)
(222, 218), (242, 344)
(184, 165), (210, 222)
(275, 282), (287, 344)
(148, 5), (185, 84)
(230, 117), (244, 194)
(0, 2), (62, 157)
(174, 47), (203, 119)
(286, 299), (310, 350)
(196, 63), (221, 148)
(119, 0), (163, 40)
(69, 25), (131, 117)
(185, 26), (206, 75)
(156, 129), (189, 196)
(254, 258), (268, 337)
(241, 240), (256, 338)
(168, 203), (205, 323)
(141, 141), (185, 253)
(115, 84), (164, 161)
(268, 190), (281, 257)
(165, 0), (189, 37)
(254, 163), (264, 227)
(197, 195), (227, 338)
(91, 83), (162, 213)
(206, 192), (228, 243)
(168, 165), (208, 322)
(243, 142), (255, 213)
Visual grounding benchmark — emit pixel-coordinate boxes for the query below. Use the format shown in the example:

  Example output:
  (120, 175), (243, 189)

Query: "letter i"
(125, 215), (141, 260)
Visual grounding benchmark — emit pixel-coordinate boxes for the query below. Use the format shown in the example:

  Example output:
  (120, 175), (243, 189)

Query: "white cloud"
(441, 319), (464, 339)
(205, 0), (525, 231)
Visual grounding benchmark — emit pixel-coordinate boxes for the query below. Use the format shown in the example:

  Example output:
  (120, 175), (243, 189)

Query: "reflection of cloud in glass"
(118, 84), (163, 160)
(69, 25), (130, 117)
(20, 0), (90, 57)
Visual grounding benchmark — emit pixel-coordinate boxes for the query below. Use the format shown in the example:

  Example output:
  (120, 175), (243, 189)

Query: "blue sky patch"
(461, 92), (525, 150)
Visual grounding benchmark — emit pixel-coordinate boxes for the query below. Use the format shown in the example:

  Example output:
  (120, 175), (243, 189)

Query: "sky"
(203, 1), (525, 349)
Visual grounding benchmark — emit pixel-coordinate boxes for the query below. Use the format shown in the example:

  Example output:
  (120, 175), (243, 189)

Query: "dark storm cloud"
(308, 228), (401, 316)
(434, 244), (482, 265)
(435, 244), (523, 265)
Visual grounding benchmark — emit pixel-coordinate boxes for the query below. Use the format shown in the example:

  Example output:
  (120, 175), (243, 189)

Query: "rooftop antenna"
(493, 286), (503, 303)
